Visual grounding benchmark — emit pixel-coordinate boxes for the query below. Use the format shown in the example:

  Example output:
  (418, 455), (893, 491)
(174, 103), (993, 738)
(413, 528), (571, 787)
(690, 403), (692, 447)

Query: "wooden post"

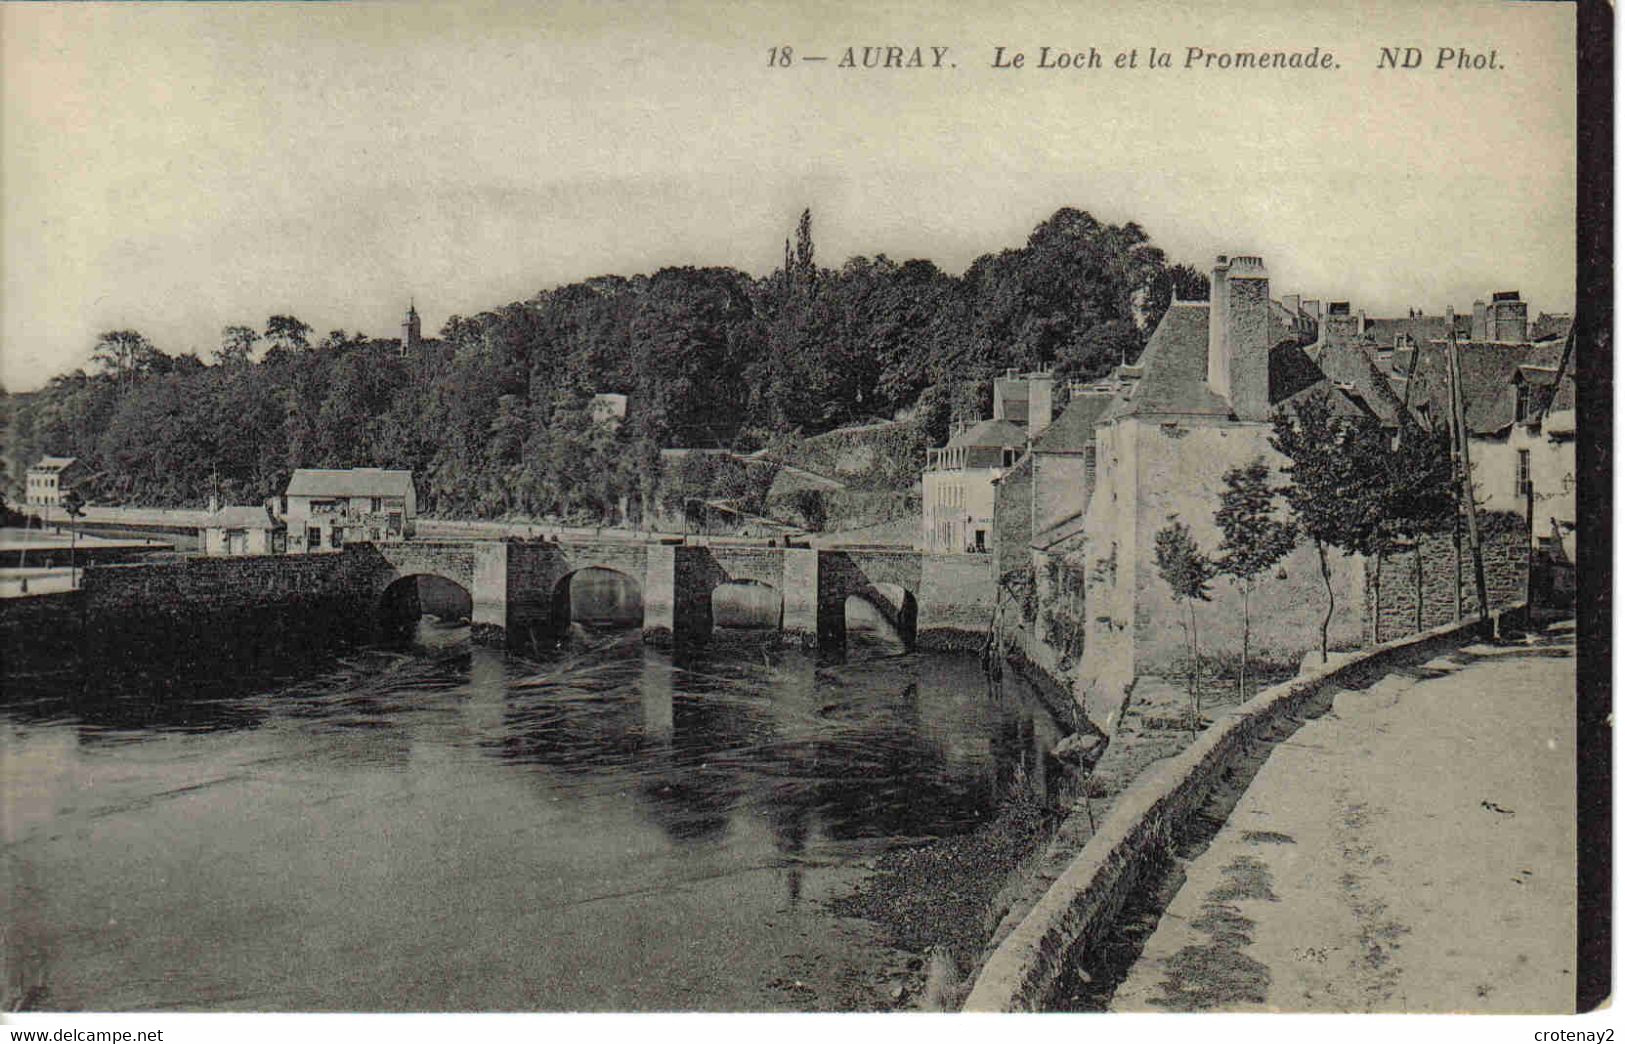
(1525, 475), (1537, 609)
(1445, 330), (1490, 622)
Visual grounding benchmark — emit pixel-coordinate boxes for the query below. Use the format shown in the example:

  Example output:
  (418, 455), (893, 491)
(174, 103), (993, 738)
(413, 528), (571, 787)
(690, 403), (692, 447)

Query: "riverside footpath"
(1104, 620), (1577, 1013)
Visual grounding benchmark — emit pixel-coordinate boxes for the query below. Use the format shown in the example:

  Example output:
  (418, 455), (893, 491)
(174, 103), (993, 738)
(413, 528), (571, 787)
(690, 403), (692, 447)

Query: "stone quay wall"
(72, 551), (375, 671)
(963, 603), (1527, 1012)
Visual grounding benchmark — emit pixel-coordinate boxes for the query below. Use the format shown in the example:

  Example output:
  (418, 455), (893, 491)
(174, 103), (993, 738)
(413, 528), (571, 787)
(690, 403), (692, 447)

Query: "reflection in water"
(1, 627), (1065, 1012)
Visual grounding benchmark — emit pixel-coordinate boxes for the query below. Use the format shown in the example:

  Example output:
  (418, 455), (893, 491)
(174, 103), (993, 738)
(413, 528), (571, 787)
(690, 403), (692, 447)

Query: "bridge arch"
(550, 565), (645, 633)
(377, 572), (474, 642)
(841, 583), (918, 653)
(711, 579), (784, 632)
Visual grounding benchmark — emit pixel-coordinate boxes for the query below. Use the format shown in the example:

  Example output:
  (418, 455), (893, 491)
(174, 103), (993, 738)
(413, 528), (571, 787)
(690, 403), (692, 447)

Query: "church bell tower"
(400, 300), (422, 356)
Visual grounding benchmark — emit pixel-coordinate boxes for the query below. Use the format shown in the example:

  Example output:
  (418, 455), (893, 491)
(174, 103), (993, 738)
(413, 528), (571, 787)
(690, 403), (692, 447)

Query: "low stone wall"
(1366, 514), (1528, 643)
(71, 552), (375, 671)
(961, 605), (1524, 1012)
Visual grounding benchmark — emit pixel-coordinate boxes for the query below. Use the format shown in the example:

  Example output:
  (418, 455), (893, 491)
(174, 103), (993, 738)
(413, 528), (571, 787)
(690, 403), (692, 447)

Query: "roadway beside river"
(1102, 621), (1577, 1013)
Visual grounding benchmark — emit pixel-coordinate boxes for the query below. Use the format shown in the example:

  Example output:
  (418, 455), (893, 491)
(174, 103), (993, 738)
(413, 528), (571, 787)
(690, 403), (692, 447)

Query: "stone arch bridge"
(355, 538), (994, 652)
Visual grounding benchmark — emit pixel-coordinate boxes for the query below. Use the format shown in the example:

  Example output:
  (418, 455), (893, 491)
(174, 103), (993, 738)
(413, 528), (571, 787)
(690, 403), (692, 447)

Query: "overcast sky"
(1, 0), (1576, 391)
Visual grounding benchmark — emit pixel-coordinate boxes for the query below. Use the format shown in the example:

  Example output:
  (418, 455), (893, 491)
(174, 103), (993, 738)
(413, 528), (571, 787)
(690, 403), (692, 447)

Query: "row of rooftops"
(926, 259), (1575, 468)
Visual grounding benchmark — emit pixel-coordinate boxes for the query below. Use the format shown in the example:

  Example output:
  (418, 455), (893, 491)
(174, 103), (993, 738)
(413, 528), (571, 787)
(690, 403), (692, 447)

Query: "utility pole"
(1445, 328), (1490, 622)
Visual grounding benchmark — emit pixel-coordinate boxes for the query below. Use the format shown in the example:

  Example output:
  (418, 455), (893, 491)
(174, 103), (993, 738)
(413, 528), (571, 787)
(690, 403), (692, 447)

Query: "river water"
(2, 620), (1066, 1012)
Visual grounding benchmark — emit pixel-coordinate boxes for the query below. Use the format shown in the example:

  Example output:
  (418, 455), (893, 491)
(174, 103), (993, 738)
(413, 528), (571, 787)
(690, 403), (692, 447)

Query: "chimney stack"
(1027, 373), (1055, 437)
(1471, 299), (1488, 341)
(1208, 255), (1273, 421)
(1488, 291), (1528, 342)
(1322, 301), (1358, 348)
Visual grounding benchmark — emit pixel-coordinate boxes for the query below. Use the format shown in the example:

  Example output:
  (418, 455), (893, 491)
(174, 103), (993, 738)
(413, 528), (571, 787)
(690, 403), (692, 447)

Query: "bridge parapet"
(353, 537), (990, 653)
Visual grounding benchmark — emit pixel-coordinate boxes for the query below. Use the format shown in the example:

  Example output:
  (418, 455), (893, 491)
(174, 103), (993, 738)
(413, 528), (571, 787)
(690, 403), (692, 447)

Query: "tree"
(264, 315), (313, 353)
(1154, 520), (1215, 735)
(216, 325), (260, 366)
(1215, 458), (1298, 699)
(1375, 416), (1458, 639)
(90, 330), (161, 388)
(792, 208), (816, 294)
(1271, 392), (1392, 661)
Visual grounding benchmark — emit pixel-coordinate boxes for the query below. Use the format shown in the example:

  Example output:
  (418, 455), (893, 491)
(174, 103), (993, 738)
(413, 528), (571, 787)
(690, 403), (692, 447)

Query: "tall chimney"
(1027, 373), (1055, 437)
(1489, 291), (1528, 342)
(1471, 300), (1488, 341)
(1322, 301), (1358, 348)
(1208, 256), (1231, 400)
(1209, 255), (1272, 421)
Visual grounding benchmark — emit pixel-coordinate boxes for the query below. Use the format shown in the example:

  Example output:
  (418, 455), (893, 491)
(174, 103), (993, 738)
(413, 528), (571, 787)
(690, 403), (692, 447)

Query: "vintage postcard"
(0, 0), (1606, 1031)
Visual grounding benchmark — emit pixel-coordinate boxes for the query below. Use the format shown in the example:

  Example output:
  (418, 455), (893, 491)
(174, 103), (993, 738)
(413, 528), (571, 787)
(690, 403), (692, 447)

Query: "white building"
(200, 504), (286, 556)
(25, 456), (85, 510)
(284, 468), (416, 553)
(922, 418), (1027, 554)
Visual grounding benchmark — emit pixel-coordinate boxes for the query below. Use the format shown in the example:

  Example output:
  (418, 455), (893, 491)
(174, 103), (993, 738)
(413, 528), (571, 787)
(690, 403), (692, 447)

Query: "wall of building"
(1075, 417), (1139, 730)
(1075, 418), (1367, 733)
(1471, 427), (1575, 555)
(1364, 514), (1530, 643)
(1034, 452), (1091, 537)
(201, 526), (276, 556)
(923, 466), (999, 554)
(992, 454), (1034, 579)
(1127, 421), (1366, 673)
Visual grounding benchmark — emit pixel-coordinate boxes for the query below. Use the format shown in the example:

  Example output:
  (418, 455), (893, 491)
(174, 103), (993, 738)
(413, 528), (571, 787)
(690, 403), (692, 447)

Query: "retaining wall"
(1365, 515), (1529, 643)
(917, 553), (996, 651)
(962, 604), (1525, 1012)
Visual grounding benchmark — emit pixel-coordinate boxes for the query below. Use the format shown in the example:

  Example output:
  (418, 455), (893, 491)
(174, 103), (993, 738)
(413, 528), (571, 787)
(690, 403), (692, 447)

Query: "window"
(1515, 383), (1531, 423)
(1002, 448), (1018, 467)
(1516, 450), (1532, 497)
(1084, 445), (1097, 488)
(308, 526), (321, 549)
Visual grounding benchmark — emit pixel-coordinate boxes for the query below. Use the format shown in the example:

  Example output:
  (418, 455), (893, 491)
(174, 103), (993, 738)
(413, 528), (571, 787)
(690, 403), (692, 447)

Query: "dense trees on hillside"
(5, 207), (1205, 521)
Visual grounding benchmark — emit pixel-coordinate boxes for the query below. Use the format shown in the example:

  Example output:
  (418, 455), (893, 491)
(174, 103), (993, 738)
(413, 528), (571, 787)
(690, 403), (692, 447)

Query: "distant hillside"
(6, 207), (1205, 521)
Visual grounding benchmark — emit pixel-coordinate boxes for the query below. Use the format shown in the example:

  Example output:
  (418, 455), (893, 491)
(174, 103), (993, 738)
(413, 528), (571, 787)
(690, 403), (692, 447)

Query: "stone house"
(201, 504), (286, 556)
(25, 456), (86, 511)
(990, 386), (1118, 579)
(1074, 256), (1370, 732)
(284, 468), (416, 554)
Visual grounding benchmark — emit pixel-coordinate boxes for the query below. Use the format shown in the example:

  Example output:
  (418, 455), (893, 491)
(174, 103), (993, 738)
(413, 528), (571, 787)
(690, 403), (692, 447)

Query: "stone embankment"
(962, 606), (1525, 1012)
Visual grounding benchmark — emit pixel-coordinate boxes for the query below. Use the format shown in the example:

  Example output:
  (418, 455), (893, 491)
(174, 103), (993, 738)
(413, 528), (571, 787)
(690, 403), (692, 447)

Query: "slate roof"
(1269, 342), (1331, 407)
(1406, 342), (1564, 435)
(286, 468), (415, 499)
(30, 456), (78, 472)
(1105, 302), (1346, 423)
(1363, 314), (1473, 347)
(1031, 393), (1115, 454)
(1530, 312), (1574, 343)
(1110, 303), (1233, 420)
(206, 505), (282, 528)
(946, 417), (1028, 449)
(1307, 340), (1409, 424)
